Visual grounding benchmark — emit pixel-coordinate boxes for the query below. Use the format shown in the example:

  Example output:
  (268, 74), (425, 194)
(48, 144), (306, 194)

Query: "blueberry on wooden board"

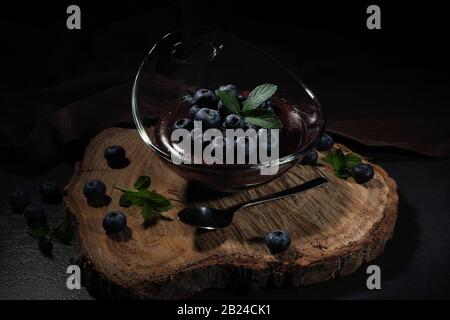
(103, 211), (127, 234)
(316, 133), (334, 151)
(351, 163), (375, 184)
(83, 179), (107, 200)
(265, 230), (291, 254)
(300, 148), (318, 165)
(104, 145), (129, 168)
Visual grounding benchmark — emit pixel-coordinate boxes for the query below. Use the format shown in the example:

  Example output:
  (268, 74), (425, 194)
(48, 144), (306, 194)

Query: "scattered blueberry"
(351, 163), (374, 184)
(83, 179), (107, 201)
(102, 211), (127, 234)
(316, 133), (334, 151)
(223, 114), (244, 129)
(189, 105), (202, 119)
(265, 230), (291, 254)
(39, 181), (62, 204)
(194, 108), (221, 129)
(193, 89), (216, 107)
(104, 145), (129, 168)
(104, 145), (126, 162)
(172, 118), (194, 131)
(24, 205), (46, 224)
(8, 189), (31, 213)
(217, 84), (238, 97)
(217, 100), (232, 119)
(300, 148), (318, 165)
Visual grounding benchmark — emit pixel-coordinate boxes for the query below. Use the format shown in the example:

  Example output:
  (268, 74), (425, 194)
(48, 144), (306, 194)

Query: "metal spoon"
(177, 177), (328, 229)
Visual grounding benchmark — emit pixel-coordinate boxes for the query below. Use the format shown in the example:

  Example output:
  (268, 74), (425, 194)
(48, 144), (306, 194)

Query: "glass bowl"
(132, 27), (323, 192)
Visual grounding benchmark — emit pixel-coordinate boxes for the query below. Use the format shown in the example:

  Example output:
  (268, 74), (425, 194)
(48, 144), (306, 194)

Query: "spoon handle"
(236, 177), (328, 211)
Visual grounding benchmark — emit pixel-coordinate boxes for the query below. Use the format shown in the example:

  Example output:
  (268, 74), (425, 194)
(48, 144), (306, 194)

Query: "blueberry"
(217, 84), (238, 97)
(83, 179), (107, 200)
(259, 99), (274, 112)
(104, 145), (126, 162)
(24, 205), (46, 224)
(39, 182), (62, 204)
(194, 108), (221, 129)
(193, 89), (216, 107)
(182, 94), (196, 107)
(265, 230), (291, 254)
(238, 95), (246, 103)
(223, 114), (244, 129)
(102, 211), (127, 234)
(189, 105), (202, 119)
(351, 163), (374, 184)
(300, 148), (318, 165)
(172, 118), (194, 131)
(8, 189), (31, 213)
(316, 133), (334, 151)
(217, 100), (232, 119)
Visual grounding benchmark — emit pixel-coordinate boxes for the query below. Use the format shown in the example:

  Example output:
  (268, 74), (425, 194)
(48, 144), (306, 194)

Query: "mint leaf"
(142, 202), (156, 223)
(146, 191), (172, 211)
(134, 176), (151, 190)
(344, 153), (363, 170)
(243, 84), (277, 112)
(324, 149), (365, 179)
(216, 90), (241, 115)
(27, 223), (50, 239)
(324, 149), (348, 178)
(243, 108), (283, 129)
(114, 181), (173, 224)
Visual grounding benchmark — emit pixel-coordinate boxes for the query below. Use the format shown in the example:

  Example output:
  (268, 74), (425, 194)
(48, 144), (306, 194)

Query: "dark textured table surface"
(1, 150), (449, 300)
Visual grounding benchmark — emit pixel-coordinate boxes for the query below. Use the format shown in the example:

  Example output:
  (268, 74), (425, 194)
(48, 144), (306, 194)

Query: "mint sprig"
(216, 83), (282, 129)
(323, 149), (363, 179)
(27, 215), (73, 256)
(114, 176), (173, 223)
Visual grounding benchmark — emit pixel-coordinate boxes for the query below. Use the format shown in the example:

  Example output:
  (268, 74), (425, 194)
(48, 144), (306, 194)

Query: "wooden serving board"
(65, 128), (398, 299)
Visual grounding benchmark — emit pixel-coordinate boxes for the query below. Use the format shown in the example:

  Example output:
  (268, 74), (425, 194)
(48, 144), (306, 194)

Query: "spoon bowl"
(177, 177), (327, 229)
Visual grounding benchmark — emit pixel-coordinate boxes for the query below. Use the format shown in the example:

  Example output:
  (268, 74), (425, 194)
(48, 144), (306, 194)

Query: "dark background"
(1, 1), (449, 299)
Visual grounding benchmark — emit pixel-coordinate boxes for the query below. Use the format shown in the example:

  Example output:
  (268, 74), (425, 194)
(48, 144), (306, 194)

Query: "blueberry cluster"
(301, 132), (374, 184)
(174, 85), (277, 163)
(81, 179), (127, 234)
(8, 181), (63, 224)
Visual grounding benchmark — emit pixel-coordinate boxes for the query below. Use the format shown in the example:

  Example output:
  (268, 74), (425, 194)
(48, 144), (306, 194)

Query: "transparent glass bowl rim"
(132, 26), (324, 171)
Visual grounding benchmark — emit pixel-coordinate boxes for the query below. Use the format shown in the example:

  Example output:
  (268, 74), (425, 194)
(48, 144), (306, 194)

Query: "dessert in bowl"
(132, 27), (323, 192)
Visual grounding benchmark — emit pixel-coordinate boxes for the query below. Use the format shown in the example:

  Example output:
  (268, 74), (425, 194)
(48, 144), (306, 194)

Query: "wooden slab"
(64, 127), (398, 299)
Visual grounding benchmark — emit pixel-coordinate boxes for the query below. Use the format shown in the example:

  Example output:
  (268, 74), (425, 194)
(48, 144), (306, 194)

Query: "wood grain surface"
(64, 127), (398, 299)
